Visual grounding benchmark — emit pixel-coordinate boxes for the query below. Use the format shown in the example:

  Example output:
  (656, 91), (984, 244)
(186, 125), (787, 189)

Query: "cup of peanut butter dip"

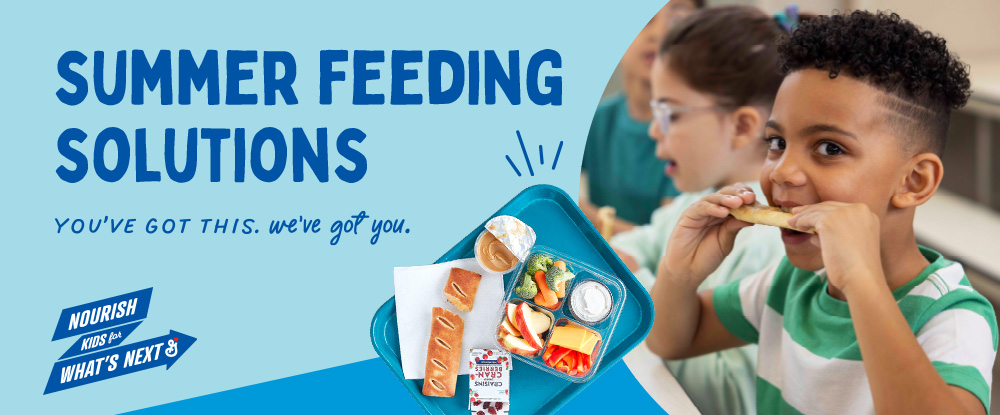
(474, 215), (535, 274)
(475, 231), (519, 273)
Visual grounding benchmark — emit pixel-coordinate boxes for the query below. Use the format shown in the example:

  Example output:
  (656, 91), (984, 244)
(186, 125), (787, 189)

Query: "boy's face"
(621, 2), (695, 83)
(762, 69), (911, 271)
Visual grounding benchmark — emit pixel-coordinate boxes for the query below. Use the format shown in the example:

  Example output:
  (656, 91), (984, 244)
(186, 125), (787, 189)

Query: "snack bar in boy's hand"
(468, 348), (510, 415)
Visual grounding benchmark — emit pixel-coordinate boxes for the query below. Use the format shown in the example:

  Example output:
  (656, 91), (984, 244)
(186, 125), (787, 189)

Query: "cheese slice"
(548, 325), (601, 355)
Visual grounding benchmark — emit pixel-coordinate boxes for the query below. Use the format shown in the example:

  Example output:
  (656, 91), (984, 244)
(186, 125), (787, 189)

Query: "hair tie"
(774, 4), (800, 33)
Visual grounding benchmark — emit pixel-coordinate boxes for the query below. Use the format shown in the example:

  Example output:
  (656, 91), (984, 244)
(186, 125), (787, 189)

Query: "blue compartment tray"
(370, 184), (654, 414)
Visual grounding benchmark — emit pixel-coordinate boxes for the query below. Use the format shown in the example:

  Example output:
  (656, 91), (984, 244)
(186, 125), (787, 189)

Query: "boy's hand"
(788, 202), (884, 295)
(659, 184), (755, 287)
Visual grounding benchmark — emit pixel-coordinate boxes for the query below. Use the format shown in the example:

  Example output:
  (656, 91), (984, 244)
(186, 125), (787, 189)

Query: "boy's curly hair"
(778, 10), (971, 155)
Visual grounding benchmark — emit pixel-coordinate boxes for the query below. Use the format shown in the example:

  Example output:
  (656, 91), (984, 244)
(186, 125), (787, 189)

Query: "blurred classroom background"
(601, 0), (1000, 412)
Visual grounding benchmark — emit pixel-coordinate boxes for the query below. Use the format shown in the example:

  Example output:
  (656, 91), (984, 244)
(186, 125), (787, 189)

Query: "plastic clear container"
(493, 245), (626, 383)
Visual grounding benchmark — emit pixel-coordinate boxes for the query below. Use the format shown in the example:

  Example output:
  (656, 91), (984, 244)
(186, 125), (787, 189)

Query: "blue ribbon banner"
(59, 321), (142, 360)
(52, 288), (153, 341)
(44, 330), (196, 394)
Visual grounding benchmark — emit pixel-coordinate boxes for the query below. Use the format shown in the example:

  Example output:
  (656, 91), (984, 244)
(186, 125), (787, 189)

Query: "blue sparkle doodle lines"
(506, 130), (563, 177)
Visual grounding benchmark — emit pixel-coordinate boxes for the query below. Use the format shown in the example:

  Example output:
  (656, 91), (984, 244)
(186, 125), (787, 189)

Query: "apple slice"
(528, 309), (551, 335)
(501, 333), (538, 356)
(516, 302), (543, 350)
(500, 317), (521, 337)
(506, 303), (519, 331)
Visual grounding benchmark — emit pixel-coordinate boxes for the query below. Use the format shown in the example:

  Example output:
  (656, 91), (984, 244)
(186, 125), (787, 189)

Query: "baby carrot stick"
(534, 271), (557, 305)
(535, 291), (546, 305)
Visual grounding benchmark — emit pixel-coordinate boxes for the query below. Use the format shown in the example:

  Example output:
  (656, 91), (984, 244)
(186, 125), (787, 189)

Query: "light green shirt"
(715, 246), (997, 414)
(612, 181), (785, 415)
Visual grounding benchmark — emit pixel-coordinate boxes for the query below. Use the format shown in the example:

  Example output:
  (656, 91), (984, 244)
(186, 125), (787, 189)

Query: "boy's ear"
(892, 152), (944, 208)
(730, 106), (764, 150)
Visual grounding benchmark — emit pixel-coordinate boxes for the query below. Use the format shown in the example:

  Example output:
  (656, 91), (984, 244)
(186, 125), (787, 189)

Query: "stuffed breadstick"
(421, 307), (464, 397)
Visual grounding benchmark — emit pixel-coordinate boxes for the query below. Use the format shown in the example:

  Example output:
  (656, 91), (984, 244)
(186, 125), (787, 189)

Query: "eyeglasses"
(649, 100), (732, 135)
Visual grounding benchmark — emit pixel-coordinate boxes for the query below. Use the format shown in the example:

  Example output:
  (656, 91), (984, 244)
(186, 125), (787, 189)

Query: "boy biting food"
(648, 11), (996, 415)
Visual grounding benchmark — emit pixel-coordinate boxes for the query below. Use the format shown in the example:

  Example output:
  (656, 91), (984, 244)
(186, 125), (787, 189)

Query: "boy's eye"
(816, 142), (843, 156)
(765, 136), (785, 151)
(669, 113), (681, 122)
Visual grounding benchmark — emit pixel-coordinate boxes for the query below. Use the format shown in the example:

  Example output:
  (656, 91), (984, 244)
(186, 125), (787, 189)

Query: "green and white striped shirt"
(714, 246), (997, 414)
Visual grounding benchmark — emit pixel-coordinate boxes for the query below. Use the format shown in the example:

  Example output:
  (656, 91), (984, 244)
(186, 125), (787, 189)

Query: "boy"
(646, 11), (997, 415)
(579, 1), (701, 234)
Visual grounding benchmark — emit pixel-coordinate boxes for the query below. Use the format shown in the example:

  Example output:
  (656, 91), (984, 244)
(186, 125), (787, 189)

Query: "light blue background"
(0, 1), (666, 412)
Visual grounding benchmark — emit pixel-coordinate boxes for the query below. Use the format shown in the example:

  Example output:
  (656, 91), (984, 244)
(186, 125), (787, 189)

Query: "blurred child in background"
(612, 6), (791, 414)
(580, 1), (702, 235)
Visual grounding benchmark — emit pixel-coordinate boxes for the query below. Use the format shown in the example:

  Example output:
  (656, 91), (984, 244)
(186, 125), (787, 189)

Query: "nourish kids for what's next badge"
(44, 288), (196, 394)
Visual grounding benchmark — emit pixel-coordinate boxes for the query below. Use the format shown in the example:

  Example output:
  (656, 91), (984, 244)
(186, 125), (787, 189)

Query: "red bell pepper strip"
(548, 346), (572, 367)
(543, 345), (554, 361)
(560, 353), (573, 371)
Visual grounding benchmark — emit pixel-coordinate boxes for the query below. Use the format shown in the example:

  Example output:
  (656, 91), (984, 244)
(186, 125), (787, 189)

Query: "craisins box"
(468, 349), (510, 415)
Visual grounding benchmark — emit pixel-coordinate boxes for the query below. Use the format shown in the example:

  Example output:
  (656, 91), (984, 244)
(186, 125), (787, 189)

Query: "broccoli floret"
(545, 266), (575, 292)
(526, 253), (553, 275)
(515, 271), (538, 299)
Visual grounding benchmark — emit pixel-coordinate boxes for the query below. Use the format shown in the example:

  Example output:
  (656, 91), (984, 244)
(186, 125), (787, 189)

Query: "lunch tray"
(370, 184), (655, 414)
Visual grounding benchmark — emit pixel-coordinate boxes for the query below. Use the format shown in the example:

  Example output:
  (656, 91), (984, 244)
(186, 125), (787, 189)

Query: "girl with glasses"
(612, 5), (798, 414)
